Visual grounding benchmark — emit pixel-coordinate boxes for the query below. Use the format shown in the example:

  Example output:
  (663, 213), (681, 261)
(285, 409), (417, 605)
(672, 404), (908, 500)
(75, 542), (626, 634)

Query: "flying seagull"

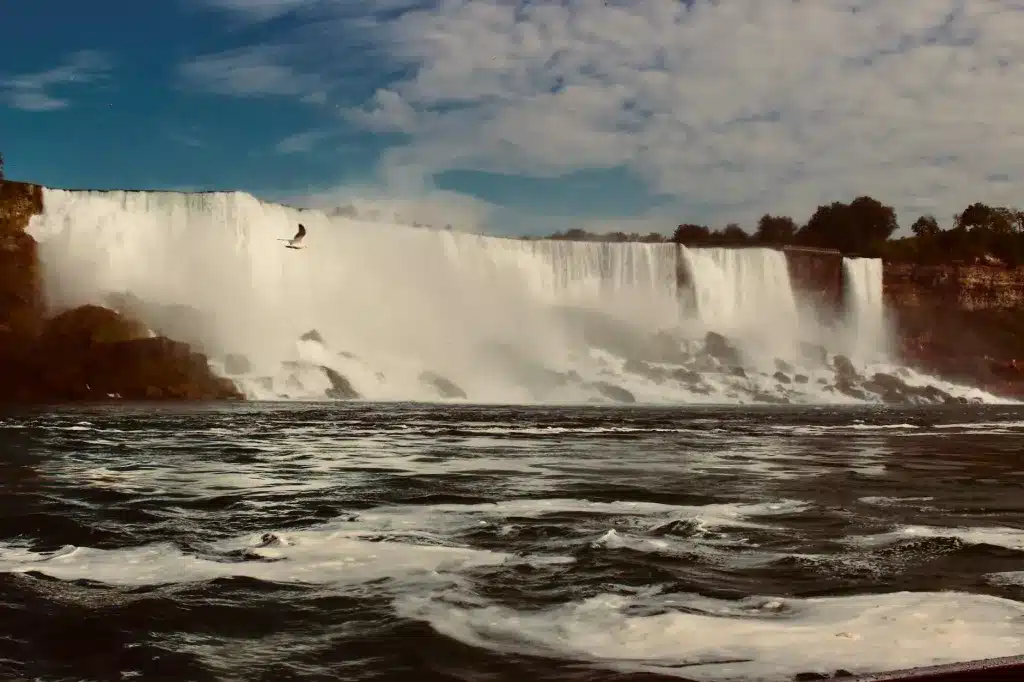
(280, 223), (306, 249)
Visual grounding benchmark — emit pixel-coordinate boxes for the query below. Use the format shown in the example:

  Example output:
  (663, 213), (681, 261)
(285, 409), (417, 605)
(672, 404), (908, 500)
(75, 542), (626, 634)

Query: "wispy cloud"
(274, 129), (335, 154)
(282, 181), (499, 232)
(164, 126), (205, 148)
(177, 45), (325, 97)
(192, 0), (312, 22)
(187, 0), (1024, 226)
(0, 50), (112, 111)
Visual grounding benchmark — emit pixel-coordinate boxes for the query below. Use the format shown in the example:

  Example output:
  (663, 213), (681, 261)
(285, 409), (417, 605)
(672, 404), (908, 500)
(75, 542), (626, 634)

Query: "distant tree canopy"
(531, 194), (1024, 267)
(0, 151), (5, 181)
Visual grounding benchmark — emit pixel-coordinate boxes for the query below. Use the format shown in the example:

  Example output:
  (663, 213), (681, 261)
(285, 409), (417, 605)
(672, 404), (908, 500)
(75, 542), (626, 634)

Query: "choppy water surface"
(1, 402), (1023, 682)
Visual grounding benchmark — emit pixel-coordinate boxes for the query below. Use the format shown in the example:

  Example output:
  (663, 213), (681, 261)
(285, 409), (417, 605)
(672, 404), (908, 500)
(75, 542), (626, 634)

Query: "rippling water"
(1, 402), (1023, 682)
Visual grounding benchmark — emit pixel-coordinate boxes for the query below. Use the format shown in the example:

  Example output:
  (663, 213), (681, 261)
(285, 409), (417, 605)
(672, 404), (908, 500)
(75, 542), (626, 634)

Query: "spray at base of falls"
(25, 189), (1009, 405)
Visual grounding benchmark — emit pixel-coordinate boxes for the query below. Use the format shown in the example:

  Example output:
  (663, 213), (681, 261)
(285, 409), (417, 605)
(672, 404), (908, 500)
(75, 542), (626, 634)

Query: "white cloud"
(193, 0), (312, 22)
(178, 45), (323, 97)
(0, 50), (112, 111)
(274, 129), (335, 154)
(346, 0), (1024, 227)
(282, 181), (499, 232)
(185, 0), (1024, 229)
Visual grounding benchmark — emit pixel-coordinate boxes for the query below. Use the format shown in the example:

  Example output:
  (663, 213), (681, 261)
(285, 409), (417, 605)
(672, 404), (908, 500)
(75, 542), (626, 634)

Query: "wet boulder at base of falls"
(591, 381), (636, 403)
(861, 372), (961, 405)
(223, 353), (252, 375)
(798, 342), (828, 367)
(0, 305), (243, 403)
(419, 371), (467, 399)
(321, 366), (360, 400)
(623, 358), (669, 383)
(704, 331), (742, 367)
(300, 329), (325, 344)
(832, 354), (859, 381)
(774, 358), (795, 374)
(0, 181), (241, 403)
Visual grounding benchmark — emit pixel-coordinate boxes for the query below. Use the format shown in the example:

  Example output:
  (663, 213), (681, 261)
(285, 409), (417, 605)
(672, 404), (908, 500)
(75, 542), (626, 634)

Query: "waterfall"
(24, 188), (1000, 405)
(678, 246), (801, 364)
(842, 256), (888, 361)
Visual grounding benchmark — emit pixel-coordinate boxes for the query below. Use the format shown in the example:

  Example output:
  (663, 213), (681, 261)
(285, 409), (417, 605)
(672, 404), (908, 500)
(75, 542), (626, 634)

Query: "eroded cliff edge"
(884, 263), (1024, 397)
(0, 180), (241, 403)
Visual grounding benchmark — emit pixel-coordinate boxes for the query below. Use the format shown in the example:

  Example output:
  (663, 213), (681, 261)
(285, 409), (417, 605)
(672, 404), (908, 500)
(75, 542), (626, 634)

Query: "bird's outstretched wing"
(279, 223), (307, 248)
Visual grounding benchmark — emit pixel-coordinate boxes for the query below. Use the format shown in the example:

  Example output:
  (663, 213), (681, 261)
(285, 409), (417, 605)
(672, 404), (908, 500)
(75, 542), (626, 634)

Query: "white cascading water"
(679, 246), (802, 365)
(25, 188), (1006, 405)
(842, 256), (888, 362)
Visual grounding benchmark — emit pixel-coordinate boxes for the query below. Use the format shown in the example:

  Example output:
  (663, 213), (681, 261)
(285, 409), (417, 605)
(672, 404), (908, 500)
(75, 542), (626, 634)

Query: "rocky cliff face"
(0, 181), (44, 340)
(783, 246), (843, 319)
(0, 180), (242, 404)
(884, 262), (1024, 397)
(885, 263), (1024, 310)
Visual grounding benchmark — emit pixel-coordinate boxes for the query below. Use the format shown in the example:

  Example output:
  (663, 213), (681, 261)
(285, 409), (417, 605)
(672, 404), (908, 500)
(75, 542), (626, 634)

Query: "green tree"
(798, 196), (898, 253)
(672, 223), (711, 244)
(754, 214), (797, 244)
(718, 223), (748, 243)
(910, 215), (940, 239)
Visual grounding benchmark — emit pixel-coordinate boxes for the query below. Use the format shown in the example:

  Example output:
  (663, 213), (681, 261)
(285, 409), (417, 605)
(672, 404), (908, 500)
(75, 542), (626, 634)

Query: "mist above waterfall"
(25, 188), (1004, 405)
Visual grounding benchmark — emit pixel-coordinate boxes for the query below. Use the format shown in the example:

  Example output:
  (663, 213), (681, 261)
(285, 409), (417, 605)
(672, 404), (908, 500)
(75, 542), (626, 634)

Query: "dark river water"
(0, 402), (1022, 682)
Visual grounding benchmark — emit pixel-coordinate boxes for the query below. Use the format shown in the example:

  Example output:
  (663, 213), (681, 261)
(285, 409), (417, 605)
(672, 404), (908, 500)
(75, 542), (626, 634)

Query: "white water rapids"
(25, 188), (1003, 405)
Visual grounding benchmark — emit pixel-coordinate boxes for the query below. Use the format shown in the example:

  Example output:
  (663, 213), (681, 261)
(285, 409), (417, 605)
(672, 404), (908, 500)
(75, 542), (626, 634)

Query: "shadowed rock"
(775, 358), (794, 374)
(623, 358), (667, 383)
(1, 304), (242, 402)
(863, 372), (959, 405)
(224, 353), (251, 375)
(832, 354), (858, 380)
(592, 381), (636, 403)
(799, 342), (828, 367)
(705, 331), (742, 366)
(321, 366), (360, 399)
(671, 368), (702, 384)
(420, 371), (467, 399)
(773, 371), (792, 384)
(300, 329), (325, 344)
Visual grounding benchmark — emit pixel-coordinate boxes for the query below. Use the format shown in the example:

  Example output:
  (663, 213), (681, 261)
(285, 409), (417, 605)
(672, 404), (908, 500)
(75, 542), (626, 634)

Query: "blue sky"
(2, 0), (1023, 235)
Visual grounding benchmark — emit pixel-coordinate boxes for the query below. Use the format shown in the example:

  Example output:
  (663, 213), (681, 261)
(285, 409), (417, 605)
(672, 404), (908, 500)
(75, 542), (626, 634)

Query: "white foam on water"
(988, 571), (1024, 588)
(0, 530), (511, 589)
(25, 188), (1012, 405)
(0, 497), (809, 588)
(846, 524), (1024, 552)
(394, 589), (1024, 681)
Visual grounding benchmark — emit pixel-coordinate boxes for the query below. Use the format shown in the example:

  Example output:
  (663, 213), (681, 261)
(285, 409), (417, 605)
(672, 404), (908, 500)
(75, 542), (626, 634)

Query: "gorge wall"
(883, 263), (1024, 395)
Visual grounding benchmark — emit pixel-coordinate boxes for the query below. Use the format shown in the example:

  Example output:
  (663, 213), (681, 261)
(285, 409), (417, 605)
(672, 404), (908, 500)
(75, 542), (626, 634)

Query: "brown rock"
(0, 180), (242, 404)
(0, 307), (243, 403)
(0, 225), (42, 339)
